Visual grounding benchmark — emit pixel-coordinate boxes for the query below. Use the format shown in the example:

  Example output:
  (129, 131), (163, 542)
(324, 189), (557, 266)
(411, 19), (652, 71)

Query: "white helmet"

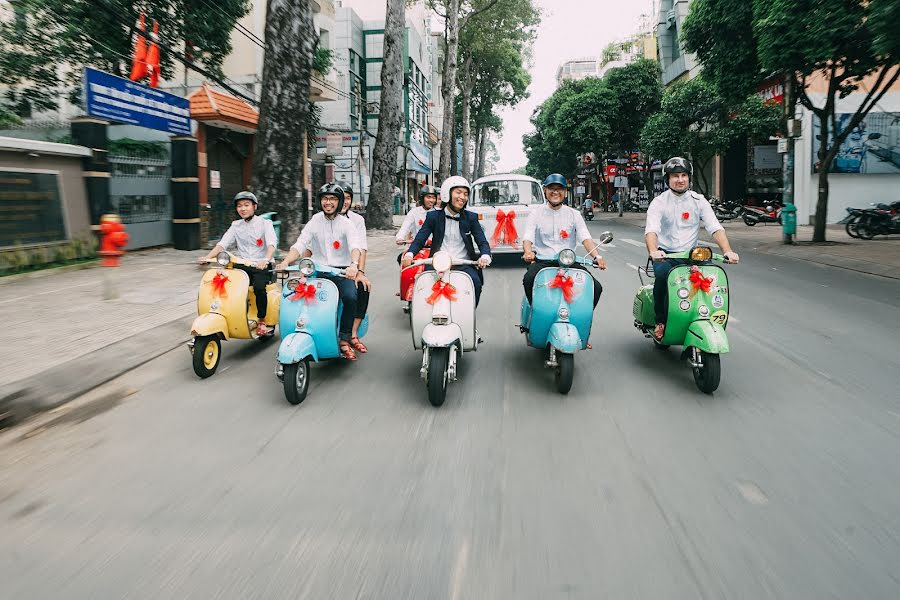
(440, 175), (471, 208)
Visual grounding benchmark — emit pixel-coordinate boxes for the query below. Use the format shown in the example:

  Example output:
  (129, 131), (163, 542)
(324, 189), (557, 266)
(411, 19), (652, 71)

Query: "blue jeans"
(320, 273), (357, 341)
(652, 257), (689, 325)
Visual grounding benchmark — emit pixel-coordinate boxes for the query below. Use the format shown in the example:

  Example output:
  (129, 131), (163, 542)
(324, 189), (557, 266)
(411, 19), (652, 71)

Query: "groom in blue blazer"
(402, 176), (492, 305)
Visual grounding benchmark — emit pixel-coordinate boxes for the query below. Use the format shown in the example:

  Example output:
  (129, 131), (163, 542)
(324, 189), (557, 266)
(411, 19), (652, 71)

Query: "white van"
(468, 174), (544, 254)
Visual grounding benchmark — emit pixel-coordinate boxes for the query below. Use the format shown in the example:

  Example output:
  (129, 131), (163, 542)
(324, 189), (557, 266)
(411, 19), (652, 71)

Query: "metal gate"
(206, 129), (252, 241)
(109, 150), (172, 249)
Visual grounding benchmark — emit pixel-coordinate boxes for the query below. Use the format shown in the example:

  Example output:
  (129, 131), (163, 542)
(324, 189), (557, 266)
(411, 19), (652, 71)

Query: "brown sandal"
(339, 340), (357, 361)
(350, 336), (368, 353)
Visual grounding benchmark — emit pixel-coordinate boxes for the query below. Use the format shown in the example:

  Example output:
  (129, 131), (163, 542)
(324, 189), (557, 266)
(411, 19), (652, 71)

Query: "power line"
(192, 0), (266, 50)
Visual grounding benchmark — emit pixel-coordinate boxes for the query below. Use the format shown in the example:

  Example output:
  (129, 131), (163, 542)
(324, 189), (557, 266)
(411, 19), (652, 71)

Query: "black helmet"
(663, 157), (692, 182)
(234, 191), (258, 208)
(340, 183), (354, 197)
(419, 185), (438, 205)
(317, 183), (345, 212)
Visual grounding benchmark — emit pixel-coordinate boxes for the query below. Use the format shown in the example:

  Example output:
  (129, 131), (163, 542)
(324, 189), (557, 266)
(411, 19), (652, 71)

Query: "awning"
(406, 152), (430, 174)
(188, 83), (258, 134)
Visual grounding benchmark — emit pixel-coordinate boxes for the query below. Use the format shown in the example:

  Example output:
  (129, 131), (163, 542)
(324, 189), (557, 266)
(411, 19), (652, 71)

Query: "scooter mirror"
(599, 231), (614, 244)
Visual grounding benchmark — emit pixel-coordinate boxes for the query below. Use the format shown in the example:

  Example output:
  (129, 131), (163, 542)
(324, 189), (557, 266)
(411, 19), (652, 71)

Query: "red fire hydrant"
(98, 214), (129, 267)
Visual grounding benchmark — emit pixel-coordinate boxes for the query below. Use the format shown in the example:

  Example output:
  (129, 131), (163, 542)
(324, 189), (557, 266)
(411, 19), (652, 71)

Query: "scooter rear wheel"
(743, 214), (757, 226)
(192, 335), (220, 379)
(427, 347), (450, 407)
(555, 353), (574, 394)
(692, 351), (721, 394)
(283, 359), (310, 405)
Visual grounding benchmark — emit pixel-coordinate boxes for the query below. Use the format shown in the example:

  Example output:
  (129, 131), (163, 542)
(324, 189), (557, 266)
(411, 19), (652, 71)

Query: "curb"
(0, 259), (101, 285)
(0, 315), (193, 430)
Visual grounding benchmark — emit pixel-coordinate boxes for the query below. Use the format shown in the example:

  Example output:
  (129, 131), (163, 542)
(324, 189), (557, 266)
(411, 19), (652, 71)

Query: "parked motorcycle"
(856, 201), (900, 239)
(632, 247), (734, 394)
(711, 197), (745, 221)
(742, 203), (782, 226)
(189, 252), (279, 378)
(406, 251), (480, 407)
(274, 258), (369, 405)
(519, 233), (613, 394)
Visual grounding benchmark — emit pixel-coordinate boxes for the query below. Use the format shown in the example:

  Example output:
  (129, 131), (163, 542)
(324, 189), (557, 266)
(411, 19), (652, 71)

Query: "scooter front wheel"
(427, 347), (450, 407)
(283, 359), (310, 405)
(743, 214), (757, 226)
(192, 335), (221, 378)
(555, 352), (574, 394)
(692, 351), (721, 394)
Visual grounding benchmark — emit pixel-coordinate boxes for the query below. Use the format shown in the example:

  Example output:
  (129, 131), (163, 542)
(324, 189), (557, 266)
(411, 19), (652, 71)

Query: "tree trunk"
(251, 0), (314, 246)
(476, 126), (488, 178)
(367, 0), (405, 229)
(438, 0), (461, 183)
(472, 126), (481, 179)
(813, 114), (830, 242)
(460, 78), (474, 181)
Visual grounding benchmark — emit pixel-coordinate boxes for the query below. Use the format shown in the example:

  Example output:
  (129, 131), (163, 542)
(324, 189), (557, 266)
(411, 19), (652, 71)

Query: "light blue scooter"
(275, 258), (368, 405)
(518, 232), (612, 394)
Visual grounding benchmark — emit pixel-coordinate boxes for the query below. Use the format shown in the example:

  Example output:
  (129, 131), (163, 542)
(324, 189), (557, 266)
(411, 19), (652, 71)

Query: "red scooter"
(398, 243), (430, 314)
(743, 202), (782, 226)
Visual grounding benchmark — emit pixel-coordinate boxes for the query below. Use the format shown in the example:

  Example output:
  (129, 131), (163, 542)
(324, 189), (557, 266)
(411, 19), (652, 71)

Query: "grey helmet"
(419, 185), (439, 206)
(317, 183), (345, 212)
(233, 190), (258, 208)
(663, 156), (692, 182)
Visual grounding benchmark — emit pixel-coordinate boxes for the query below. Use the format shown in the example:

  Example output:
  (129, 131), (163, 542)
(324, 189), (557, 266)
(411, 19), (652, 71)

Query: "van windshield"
(471, 180), (543, 206)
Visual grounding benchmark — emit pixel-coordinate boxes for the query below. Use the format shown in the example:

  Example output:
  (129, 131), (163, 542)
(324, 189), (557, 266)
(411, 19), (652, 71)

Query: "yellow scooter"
(189, 251), (281, 378)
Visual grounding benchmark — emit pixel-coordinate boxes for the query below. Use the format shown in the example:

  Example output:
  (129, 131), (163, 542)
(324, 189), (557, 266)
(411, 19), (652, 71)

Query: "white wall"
(794, 90), (900, 224)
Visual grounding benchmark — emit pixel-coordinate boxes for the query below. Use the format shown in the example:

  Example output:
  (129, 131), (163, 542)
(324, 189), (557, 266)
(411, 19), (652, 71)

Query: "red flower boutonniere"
(560, 229), (569, 239)
(418, 219), (423, 226)
(256, 238), (263, 247)
(333, 240), (341, 250)
(682, 212), (690, 220)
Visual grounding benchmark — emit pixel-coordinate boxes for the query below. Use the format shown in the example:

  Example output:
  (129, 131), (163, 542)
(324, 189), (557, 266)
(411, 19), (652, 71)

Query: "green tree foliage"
(681, 0), (900, 241)
(0, 0), (250, 116)
(640, 77), (779, 196)
(523, 59), (662, 180)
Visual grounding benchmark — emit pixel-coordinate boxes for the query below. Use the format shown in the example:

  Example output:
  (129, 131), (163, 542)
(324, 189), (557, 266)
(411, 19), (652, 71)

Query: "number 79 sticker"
(710, 310), (728, 325)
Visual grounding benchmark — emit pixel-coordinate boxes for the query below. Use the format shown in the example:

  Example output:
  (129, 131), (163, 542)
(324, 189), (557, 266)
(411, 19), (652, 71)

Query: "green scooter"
(632, 246), (732, 394)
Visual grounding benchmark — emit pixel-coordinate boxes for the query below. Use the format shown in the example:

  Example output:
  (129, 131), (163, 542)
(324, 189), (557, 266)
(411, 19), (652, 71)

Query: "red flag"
(129, 14), (148, 81)
(147, 20), (161, 88)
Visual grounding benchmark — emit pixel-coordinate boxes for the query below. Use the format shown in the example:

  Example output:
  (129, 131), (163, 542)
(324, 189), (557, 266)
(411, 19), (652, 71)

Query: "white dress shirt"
(218, 215), (276, 261)
(290, 212), (364, 266)
(644, 189), (723, 252)
(345, 210), (368, 251)
(523, 204), (591, 258)
(396, 206), (428, 242)
(441, 208), (468, 261)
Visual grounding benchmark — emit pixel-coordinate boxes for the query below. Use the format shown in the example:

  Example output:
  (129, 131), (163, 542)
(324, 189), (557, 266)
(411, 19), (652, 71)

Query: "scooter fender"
(191, 313), (228, 339)
(547, 322), (582, 354)
(421, 322), (463, 348)
(277, 332), (319, 364)
(685, 320), (730, 354)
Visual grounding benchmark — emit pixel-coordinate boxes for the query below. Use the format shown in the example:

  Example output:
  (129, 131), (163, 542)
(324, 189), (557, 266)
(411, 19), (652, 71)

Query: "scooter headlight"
(690, 247), (712, 262)
(299, 258), (315, 276)
(216, 251), (230, 266)
(286, 277), (301, 292)
(558, 249), (576, 267)
(558, 307), (570, 320)
(432, 251), (452, 273)
(677, 287), (689, 299)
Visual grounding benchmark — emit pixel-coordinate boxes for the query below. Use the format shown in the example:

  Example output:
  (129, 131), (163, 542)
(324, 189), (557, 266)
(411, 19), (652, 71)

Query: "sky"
(341, 0), (657, 171)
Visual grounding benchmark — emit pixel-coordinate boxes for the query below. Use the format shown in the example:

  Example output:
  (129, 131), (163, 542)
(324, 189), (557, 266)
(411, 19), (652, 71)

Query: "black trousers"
(235, 263), (273, 319)
(355, 283), (370, 319)
(523, 261), (602, 307)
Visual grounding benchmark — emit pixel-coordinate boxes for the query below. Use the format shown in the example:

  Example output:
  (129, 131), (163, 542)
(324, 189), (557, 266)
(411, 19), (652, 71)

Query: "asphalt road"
(2, 216), (899, 599)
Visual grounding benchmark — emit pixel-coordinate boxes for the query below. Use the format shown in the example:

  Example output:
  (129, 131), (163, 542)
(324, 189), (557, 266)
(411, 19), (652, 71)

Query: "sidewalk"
(597, 211), (900, 280)
(0, 229), (400, 429)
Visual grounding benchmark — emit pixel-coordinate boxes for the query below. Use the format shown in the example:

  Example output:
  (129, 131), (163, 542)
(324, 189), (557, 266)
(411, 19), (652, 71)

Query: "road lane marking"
(621, 238), (645, 247)
(626, 263), (640, 271)
(729, 315), (740, 324)
(450, 538), (470, 600)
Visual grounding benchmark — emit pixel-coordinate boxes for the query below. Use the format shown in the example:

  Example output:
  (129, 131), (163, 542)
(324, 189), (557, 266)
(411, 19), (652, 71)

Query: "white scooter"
(406, 251), (480, 407)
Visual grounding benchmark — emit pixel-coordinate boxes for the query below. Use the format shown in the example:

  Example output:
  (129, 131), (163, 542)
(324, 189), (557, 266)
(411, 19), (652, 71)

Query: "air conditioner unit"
(666, 9), (676, 28)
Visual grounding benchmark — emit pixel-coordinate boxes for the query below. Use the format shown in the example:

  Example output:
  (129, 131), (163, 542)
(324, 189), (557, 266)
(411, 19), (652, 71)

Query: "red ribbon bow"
(289, 283), (317, 303)
(426, 280), (458, 305)
(548, 271), (576, 303)
(210, 272), (229, 298)
(490, 209), (519, 248)
(689, 269), (714, 294)
(333, 240), (341, 250)
(256, 238), (264, 247)
(682, 212), (690, 220)
(560, 229), (569, 239)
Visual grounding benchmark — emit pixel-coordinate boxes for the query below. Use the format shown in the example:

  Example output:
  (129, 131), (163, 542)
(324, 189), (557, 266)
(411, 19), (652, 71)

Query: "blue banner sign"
(84, 67), (192, 135)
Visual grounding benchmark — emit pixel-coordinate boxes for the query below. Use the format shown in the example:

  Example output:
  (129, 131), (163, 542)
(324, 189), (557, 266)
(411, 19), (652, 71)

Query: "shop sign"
(84, 67), (191, 135)
(326, 132), (343, 155)
(210, 170), (221, 189)
(0, 169), (67, 248)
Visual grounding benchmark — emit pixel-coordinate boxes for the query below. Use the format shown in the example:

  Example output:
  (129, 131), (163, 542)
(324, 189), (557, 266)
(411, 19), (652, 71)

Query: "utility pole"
(782, 75), (797, 244)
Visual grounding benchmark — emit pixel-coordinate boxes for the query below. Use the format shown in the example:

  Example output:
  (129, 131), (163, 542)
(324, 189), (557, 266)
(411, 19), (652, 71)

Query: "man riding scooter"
(402, 177), (492, 306)
(198, 191), (276, 336)
(523, 174), (608, 306)
(396, 185), (439, 247)
(645, 157), (740, 341)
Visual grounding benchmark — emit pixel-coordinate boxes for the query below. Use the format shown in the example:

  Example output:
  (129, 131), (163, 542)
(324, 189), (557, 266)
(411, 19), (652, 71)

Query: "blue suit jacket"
(408, 209), (491, 260)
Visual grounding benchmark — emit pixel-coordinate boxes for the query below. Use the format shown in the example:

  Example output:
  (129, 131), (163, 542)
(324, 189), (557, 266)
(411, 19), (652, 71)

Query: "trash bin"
(782, 202), (797, 235)
(393, 195), (402, 215)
